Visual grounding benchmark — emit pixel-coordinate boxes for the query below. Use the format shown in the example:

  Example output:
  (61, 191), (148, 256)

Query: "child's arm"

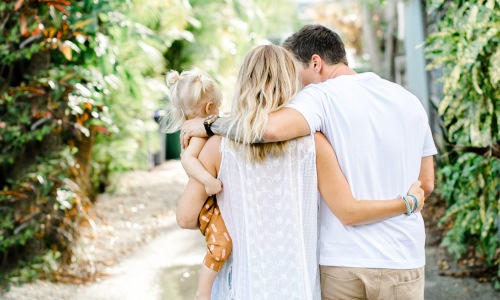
(181, 136), (222, 196)
(177, 136), (222, 229)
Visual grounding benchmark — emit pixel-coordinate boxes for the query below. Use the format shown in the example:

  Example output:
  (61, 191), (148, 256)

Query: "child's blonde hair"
(161, 68), (222, 133)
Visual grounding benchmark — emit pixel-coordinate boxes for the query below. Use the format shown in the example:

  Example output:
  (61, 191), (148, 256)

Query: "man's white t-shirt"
(287, 72), (437, 269)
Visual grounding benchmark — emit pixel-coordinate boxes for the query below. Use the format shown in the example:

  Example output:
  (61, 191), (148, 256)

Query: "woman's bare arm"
(418, 156), (435, 197)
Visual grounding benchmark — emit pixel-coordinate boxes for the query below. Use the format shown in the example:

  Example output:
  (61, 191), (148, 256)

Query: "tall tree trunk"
(74, 128), (96, 201)
(360, 5), (382, 74)
(383, 0), (398, 81)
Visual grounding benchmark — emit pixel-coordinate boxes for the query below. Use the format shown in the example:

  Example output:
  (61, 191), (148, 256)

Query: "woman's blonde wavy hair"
(161, 68), (222, 133)
(227, 44), (302, 163)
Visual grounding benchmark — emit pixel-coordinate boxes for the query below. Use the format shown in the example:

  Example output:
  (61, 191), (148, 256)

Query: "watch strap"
(204, 115), (218, 136)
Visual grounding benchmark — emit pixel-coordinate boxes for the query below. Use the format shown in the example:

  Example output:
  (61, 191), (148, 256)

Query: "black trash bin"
(153, 110), (181, 162)
(165, 131), (181, 159)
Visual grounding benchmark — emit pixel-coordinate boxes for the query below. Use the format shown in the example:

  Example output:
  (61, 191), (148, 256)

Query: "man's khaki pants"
(320, 265), (425, 300)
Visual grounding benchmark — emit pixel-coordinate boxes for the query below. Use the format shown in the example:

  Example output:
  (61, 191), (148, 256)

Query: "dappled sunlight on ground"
(158, 265), (199, 300)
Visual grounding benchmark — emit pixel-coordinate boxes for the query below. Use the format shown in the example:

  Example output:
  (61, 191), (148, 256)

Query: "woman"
(176, 45), (424, 299)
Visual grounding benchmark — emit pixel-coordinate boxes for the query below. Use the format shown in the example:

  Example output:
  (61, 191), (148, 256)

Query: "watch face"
(206, 114), (218, 125)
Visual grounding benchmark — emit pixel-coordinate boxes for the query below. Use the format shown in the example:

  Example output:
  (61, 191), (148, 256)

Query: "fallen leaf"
(438, 259), (450, 270)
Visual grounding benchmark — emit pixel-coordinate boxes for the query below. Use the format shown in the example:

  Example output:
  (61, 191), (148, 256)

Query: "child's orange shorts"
(198, 196), (232, 271)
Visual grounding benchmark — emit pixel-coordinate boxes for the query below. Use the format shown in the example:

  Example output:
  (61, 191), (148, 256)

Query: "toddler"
(162, 68), (231, 300)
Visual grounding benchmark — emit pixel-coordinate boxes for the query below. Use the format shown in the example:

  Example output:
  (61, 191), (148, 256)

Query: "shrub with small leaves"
(426, 0), (500, 286)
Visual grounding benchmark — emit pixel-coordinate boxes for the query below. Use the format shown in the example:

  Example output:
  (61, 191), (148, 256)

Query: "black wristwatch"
(204, 114), (218, 136)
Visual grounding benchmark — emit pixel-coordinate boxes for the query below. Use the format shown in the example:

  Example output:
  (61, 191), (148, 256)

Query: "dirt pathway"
(2, 161), (498, 299)
(2, 160), (205, 300)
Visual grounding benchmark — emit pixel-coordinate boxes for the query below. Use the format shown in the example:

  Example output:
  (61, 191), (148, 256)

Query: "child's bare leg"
(195, 264), (218, 300)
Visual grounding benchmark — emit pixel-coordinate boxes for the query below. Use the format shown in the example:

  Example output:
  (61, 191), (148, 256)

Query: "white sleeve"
(286, 87), (325, 134)
(422, 123), (437, 157)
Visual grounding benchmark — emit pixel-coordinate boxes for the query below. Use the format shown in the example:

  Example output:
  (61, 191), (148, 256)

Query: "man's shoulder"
(294, 82), (333, 102)
(297, 83), (325, 95)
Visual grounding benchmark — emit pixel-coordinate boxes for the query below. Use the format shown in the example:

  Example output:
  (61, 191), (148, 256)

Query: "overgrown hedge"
(0, 0), (149, 281)
(426, 0), (500, 286)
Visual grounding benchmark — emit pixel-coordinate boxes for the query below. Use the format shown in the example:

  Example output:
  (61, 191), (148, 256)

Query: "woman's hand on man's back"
(407, 181), (425, 213)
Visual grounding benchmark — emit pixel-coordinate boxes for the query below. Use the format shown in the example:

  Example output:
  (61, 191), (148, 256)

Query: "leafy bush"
(438, 154), (499, 262)
(0, 147), (96, 271)
(426, 0), (500, 285)
(0, 0), (165, 281)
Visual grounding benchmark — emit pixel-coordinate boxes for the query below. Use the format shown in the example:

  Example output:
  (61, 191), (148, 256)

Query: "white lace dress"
(212, 135), (321, 300)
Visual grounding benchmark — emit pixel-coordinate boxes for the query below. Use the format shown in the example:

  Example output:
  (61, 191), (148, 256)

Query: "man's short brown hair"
(282, 24), (348, 67)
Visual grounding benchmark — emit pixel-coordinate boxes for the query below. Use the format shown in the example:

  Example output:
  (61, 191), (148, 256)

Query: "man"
(182, 24), (436, 299)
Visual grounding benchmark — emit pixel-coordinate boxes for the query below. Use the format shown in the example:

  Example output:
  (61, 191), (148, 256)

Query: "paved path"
(425, 245), (498, 299)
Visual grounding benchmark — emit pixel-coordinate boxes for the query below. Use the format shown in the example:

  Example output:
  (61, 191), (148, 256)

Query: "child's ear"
(204, 101), (214, 115)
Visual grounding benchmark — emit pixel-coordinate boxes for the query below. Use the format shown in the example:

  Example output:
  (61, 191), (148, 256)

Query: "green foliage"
(426, 0), (500, 283)
(0, 147), (95, 265)
(438, 154), (499, 261)
(0, 0), (166, 282)
(0, 65), (114, 165)
(164, 0), (300, 105)
(426, 0), (499, 147)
